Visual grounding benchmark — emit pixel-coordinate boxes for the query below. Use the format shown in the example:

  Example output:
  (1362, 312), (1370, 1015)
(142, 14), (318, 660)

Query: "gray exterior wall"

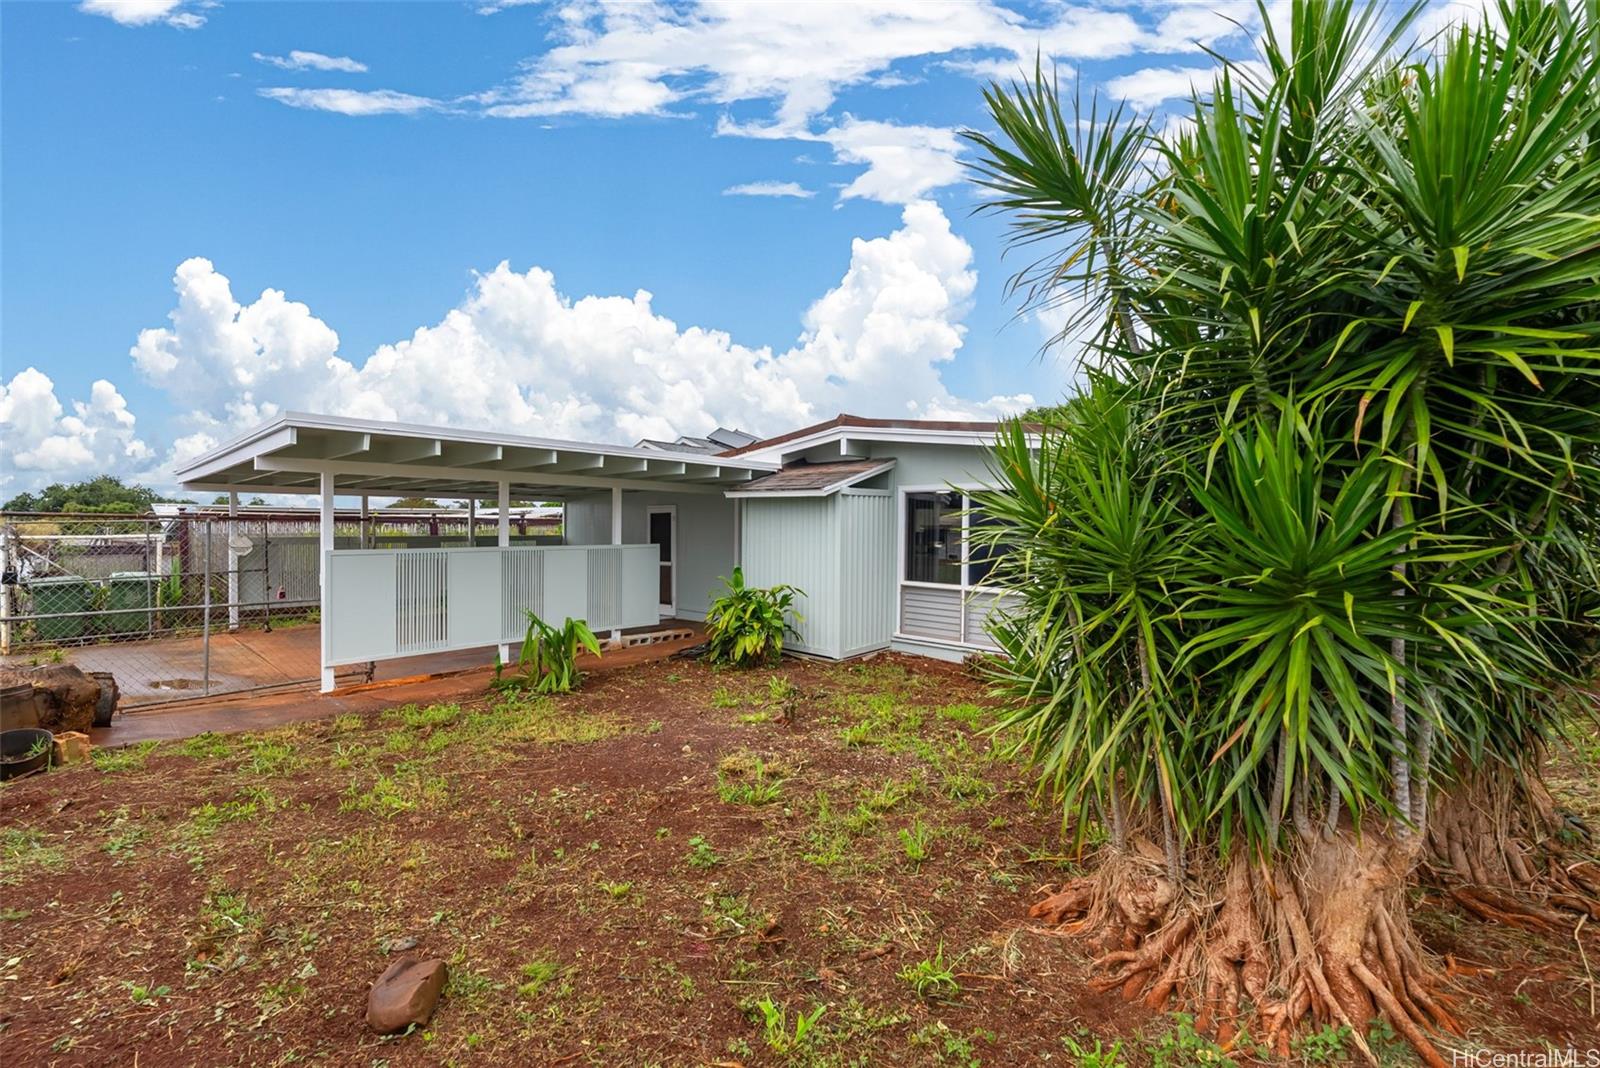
(559, 437), (1010, 660)
(838, 492), (895, 656)
(561, 490), (736, 620)
(740, 439), (1011, 661)
(740, 496), (840, 656)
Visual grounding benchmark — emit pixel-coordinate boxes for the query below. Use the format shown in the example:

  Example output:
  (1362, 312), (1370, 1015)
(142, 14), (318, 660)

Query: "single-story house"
(175, 412), (1036, 691)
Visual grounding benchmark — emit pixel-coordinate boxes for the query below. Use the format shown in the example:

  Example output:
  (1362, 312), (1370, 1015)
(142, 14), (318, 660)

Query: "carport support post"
(226, 491), (240, 631)
(319, 471), (335, 694)
(610, 485), (623, 645)
(497, 479), (511, 665)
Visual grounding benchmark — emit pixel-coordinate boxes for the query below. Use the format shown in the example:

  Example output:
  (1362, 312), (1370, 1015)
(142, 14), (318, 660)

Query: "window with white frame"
(902, 490), (1007, 589)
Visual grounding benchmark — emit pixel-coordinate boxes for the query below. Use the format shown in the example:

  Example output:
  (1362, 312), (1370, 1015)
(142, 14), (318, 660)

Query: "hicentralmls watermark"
(1451, 1050), (1600, 1068)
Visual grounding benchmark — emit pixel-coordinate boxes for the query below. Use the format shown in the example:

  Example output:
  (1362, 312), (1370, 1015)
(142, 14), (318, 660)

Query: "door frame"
(646, 504), (677, 617)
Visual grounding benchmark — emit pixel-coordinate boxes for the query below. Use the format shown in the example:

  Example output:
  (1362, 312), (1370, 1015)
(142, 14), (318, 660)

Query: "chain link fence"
(1, 508), (561, 708)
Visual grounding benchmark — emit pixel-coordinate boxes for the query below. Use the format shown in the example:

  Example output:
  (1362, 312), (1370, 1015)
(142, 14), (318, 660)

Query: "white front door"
(647, 505), (676, 617)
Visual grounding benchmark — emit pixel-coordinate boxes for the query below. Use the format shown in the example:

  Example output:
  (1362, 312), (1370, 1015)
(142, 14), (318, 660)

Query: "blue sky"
(1, 0), (1302, 496)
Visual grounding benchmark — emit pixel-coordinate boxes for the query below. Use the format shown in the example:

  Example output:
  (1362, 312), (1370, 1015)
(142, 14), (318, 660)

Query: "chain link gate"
(0, 512), (325, 706)
(0, 508), (564, 709)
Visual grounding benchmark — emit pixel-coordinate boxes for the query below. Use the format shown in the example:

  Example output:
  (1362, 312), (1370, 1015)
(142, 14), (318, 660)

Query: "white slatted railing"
(323, 545), (659, 667)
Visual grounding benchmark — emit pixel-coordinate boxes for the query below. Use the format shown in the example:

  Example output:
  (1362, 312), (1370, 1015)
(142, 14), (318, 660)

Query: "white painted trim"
(610, 487), (623, 641)
(890, 634), (974, 663)
(319, 471), (335, 693)
(737, 425), (1040, 466)
(247, 456), (732, 496)
(647, 503), (677, 617)
(176, 410), (777, 484)
(497, 480), (511, 663)
(895, 481), (997, 643)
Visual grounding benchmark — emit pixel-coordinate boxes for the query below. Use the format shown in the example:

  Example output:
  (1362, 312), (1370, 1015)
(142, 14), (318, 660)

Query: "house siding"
(739, 496), (841, 657)
(559, 491), (735, 620)
(837, 493), (895, 656)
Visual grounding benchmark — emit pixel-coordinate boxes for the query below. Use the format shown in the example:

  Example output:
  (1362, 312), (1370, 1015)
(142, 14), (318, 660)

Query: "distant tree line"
(3, 476), (192, 514)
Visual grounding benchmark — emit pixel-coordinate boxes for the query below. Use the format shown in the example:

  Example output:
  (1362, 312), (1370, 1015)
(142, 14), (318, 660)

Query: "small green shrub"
(899, 818), (933, 863)
(716, 754), (786, 806)
(685, 835), (721, 869)
(899, 945), (959, 1000)
(754, 997), (826, 1054)
(704, 567), (803, 668)
(494, 611), (600, 694)
(1062, 1035), (1129, 1067)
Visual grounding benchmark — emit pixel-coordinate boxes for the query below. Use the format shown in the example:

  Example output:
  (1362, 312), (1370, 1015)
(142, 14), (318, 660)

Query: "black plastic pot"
(0, 727), (53, 781)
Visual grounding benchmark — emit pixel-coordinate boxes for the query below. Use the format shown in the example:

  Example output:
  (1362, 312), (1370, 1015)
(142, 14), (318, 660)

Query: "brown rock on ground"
(365, 957), (447, 1034)
(51, 731), (91, 766)
(0, 665), (105, 734)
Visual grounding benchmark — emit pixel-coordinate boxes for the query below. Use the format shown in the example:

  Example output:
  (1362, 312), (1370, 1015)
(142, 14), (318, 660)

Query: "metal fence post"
(0, 527), (12, 656)
(202, 519), (212, 695)
(227, 491), (240, 631)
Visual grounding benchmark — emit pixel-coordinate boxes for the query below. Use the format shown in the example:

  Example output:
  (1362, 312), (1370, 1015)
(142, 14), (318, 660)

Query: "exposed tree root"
(1030, 830), (1459, 1066)
(1425, 764), (1600, 932)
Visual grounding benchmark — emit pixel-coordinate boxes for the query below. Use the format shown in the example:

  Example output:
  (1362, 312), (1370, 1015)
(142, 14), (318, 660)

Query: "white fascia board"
(173, 422), (298, 482)
(737, 426), (1040, 465)
(275, 411), (778, 471)
(176, 410), (778, 484)
(251, 455), (731, 495)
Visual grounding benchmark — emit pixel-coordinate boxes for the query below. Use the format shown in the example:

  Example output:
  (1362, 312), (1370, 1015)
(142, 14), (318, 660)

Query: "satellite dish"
(228, 535), (254, 555)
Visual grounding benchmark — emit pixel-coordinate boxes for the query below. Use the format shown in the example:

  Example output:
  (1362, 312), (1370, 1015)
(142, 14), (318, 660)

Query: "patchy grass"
(0, 655), (1589, 1065)
(91, 739), (159, 773)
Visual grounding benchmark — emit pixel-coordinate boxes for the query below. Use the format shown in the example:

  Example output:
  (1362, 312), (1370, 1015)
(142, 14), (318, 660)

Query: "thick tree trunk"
(1030, 824), (1453, 1066)
(1426, 761), (1600, 928)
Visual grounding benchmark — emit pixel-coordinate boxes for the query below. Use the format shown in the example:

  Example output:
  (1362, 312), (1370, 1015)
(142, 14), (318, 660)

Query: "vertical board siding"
(899, 585), (964, 643)
(586, 547), (619, 631)
(501, 549), (545, 642)
(396, 550), (449, 654)
(739, 497), (840, 657)
(838, 494), (895, 655)
(325, 545), (656, 666)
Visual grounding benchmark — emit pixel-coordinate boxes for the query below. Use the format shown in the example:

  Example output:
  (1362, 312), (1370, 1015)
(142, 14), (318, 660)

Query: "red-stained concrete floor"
(87, 625), (704, 746)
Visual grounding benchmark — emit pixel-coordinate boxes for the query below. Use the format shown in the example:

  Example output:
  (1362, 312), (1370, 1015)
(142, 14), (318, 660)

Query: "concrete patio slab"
(85, 623), (705, 746)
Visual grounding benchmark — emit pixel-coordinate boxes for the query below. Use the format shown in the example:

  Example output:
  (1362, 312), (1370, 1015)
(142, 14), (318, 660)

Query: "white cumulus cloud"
(128, 201), (1029, 466)
(258, 88), (441, 116)
(78, 0), (203, 29)
(253, 50), (370, 74)
(722, 181), (815, 199)
(1105, 59), (1270, 111)
(822, 119), (965, 205)
(478, 1), (1149, 130)
(0, 369), (153, 497)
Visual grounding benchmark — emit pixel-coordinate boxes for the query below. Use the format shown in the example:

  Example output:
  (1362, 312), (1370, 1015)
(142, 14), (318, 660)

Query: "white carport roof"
(174, 412), (779, 499)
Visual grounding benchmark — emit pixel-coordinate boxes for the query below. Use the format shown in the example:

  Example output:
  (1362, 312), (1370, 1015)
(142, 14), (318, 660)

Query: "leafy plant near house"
(964, 0), (1600, 1062)
(704, 567), (803, 668)
(493, 611), (600, 695)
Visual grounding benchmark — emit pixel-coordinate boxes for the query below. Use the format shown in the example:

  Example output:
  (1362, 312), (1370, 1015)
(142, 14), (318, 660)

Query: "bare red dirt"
(1, 655), (1594, 1066)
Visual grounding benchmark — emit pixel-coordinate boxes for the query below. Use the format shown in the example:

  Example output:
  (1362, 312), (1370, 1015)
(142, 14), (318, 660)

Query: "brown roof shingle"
(730, 459), (893, 495)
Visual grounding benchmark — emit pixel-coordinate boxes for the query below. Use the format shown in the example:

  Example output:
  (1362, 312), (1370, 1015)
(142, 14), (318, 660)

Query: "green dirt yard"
(0, 655), (1594, 1066)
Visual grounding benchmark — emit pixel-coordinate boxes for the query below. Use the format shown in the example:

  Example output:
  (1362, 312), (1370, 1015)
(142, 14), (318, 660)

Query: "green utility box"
(28, 575), (95, 641)
(105, 571), (157, 636)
